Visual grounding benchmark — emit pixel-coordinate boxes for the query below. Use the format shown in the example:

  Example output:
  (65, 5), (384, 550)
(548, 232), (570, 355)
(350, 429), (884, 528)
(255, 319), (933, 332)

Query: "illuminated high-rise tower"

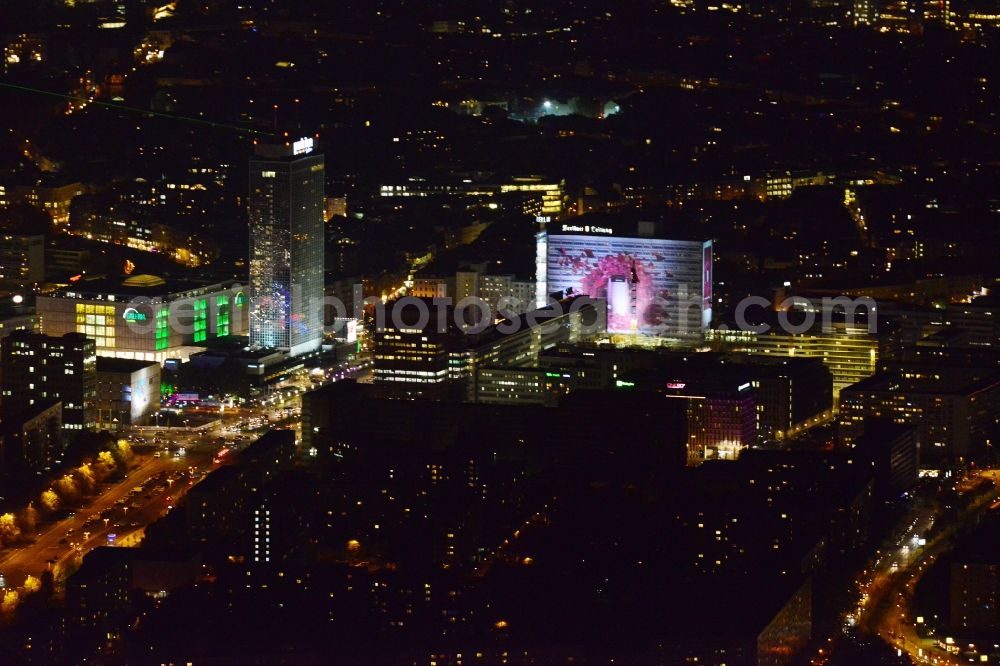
(248, 136), (325, 356)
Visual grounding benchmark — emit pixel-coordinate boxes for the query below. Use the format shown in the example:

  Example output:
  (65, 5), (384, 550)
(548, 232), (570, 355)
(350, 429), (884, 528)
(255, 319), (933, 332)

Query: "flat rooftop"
(187, 465), (248, 495)
(50, 274), (240, 300)
(545, 214), (710, 242)
(97, 357), (159, 373)
(844, 369), (1000, 396)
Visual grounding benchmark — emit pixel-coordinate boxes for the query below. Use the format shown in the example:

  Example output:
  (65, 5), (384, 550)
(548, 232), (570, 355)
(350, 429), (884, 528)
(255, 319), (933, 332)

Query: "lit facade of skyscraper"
(248, 137), (325, 356)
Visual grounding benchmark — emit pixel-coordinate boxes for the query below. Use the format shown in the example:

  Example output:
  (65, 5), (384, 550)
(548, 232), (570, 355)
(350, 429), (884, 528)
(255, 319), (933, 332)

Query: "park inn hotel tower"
(248, 136), (325, 357)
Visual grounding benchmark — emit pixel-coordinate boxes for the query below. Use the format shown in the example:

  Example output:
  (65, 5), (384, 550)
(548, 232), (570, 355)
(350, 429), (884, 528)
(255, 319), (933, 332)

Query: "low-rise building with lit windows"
(409, 270), (536, 317)
(475, 367), (556, 406)
(36, 274), (248, 365)
(0, 312), (37, 339)
(5, 177), (84, 225)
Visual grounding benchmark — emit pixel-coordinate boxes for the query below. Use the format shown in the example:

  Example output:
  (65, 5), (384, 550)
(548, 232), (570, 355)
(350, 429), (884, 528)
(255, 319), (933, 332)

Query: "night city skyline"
(0, 1), (999, 664)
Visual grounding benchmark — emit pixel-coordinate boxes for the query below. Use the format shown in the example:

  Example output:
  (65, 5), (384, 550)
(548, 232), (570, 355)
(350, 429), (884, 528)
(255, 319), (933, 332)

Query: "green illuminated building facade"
(36, 274), (248, 365)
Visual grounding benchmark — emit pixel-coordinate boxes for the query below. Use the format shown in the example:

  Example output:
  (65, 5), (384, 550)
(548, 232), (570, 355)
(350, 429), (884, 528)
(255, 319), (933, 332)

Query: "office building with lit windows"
(708, 322), (879, 399)
(1, 400), (63, 471)
(378, 175), (566, 219)
(620, 353), (833, 441)
(251, 501), (272, 564)
(854, 419), (919, 499)
(373, 318), (452, 399)
(684, 389), (757, 464)
(616, 377), (757, 465)
(950, 517), (1000, 635)
(410, 269), (537, 318)
(476, 347), (832, 439)
(839, 369), (1000, 466)
(0, 233), (44, 286)
(853, 0), (879, 25)
(0, 312), (37, 340)
(1, 330), (96, 431)
(373, 296), (606, 400)
(248, 137), (325, 357)
(35, 274), (247, 364)
(475, 367), (557, 406)
(475, 344), (672, 407)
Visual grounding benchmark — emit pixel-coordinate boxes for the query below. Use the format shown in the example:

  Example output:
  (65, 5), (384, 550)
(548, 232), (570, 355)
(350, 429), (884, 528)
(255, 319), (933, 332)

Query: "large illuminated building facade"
(248, 137), (325, 357)
(538, 222), (712, 341)
(36, 274), (247, 365)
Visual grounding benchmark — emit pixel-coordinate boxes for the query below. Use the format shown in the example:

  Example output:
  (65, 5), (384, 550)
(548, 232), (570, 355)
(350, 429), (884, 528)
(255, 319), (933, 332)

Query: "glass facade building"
(248, 139), (325, 357)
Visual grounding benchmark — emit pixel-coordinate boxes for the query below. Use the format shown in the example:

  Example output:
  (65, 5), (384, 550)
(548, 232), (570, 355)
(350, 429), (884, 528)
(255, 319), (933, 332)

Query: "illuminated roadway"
(808, 470), (1000, 666)
(0, 451), (218, 590)
(0, 357), (372, 593)
(862, 470), (1000, 665)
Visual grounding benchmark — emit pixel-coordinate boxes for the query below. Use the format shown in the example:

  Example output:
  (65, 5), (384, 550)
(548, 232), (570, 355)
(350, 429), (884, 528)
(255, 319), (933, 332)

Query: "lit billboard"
(541, 232), (712, 338)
